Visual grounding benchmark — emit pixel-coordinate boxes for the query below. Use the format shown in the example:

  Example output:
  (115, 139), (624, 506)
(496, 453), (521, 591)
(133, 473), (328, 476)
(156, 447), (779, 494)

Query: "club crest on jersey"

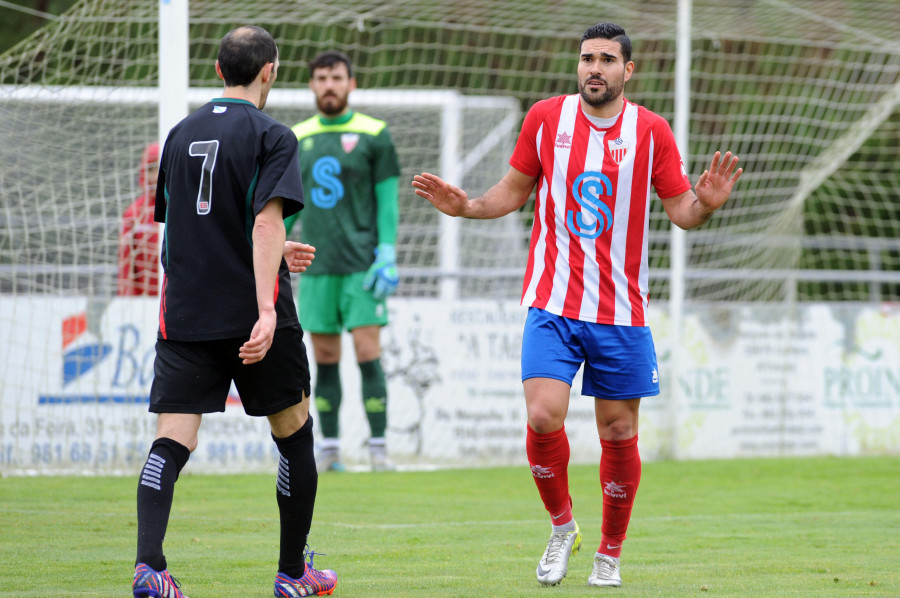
(341, 133), (359, 153)
(607, 137), (628, 164)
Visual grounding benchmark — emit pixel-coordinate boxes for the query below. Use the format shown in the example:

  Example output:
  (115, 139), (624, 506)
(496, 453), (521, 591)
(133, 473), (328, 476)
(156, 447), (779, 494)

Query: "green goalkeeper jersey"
(285, 111), (401, 274)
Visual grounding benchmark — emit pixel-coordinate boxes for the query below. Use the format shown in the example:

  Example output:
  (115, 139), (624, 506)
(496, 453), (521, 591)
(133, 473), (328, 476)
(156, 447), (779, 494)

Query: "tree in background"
(0, 0), (78, 54)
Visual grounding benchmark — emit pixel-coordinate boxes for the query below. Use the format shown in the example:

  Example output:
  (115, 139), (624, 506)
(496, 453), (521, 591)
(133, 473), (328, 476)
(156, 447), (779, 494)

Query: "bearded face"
(578, 72), (625, 109)
(310, 63), (355, 117)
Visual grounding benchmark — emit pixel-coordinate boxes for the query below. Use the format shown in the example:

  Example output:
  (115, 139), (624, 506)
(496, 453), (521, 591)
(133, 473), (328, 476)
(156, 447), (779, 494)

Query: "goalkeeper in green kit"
(285, 50), (401, 471)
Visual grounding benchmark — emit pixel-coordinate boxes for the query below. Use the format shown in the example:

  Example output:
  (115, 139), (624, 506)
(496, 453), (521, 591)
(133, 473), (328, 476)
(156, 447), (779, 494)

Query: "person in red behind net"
(118, 141), (161, 296)
(414, 21), (742, 590)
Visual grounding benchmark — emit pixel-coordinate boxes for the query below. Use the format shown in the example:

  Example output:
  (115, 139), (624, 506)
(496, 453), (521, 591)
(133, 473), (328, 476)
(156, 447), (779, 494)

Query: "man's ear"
(260, 62), (273, 84)
(215, 60), (225, 81)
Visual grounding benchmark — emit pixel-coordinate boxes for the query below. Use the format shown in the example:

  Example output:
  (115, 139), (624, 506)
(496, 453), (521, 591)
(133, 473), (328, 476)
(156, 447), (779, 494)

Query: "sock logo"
(531, 464), (554, 479)
(603, 480), (627, 499)
(364, 396), (387, 413)
(139, 453), (165, 491)
(276, 456), (291, 497)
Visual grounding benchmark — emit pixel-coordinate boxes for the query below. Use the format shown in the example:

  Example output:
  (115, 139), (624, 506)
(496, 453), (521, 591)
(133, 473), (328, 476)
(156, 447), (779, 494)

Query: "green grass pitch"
(1, 456), (898, 596)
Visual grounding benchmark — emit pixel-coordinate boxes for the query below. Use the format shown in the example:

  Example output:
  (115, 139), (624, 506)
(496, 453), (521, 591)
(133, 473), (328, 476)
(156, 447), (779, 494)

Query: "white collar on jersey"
(583, 109), (622, 129)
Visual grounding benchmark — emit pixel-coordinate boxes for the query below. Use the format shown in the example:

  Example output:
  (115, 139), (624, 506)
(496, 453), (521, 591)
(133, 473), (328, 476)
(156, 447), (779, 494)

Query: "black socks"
(273, 416), (318, 579)
(135, 437), (190, 571)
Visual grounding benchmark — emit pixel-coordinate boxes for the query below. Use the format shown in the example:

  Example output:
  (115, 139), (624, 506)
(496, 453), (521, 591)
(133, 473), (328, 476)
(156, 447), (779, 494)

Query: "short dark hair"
(580, 22), (632, 64)
(308, 50), (354, 79)
(217, 25), (278, 87)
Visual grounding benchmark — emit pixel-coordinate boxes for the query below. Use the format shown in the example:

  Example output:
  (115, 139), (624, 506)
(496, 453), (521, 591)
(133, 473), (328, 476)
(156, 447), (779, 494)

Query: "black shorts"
(149, 324), (311, 417)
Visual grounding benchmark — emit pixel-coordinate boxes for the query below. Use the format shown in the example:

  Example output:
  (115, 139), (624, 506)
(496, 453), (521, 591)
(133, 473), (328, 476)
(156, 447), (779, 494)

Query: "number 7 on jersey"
(189, 140), (219, 215)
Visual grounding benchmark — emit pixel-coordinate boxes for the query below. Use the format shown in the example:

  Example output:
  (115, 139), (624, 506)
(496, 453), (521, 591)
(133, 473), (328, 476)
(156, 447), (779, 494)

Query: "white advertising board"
(1, 297), (898, 475)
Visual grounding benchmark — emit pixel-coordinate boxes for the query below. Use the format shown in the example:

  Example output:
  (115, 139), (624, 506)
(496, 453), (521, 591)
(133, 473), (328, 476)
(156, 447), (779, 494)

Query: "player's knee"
(598, 418), (636, 441)
(179, 436), (199, 454)
(527, 408), (565, 434)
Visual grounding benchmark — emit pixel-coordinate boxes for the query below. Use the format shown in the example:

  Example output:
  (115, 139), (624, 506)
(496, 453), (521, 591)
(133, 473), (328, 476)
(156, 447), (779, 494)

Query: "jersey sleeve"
(254, 125), (305, 219)
(649, 115), (691, 199)
(154, 152), (167, 223)
(371, 127), (401, 183)
(508, 101), (546, 178)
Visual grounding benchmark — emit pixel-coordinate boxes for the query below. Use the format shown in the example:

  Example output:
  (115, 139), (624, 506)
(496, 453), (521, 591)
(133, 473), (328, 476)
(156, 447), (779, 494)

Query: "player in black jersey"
(132, 26), (337, 598)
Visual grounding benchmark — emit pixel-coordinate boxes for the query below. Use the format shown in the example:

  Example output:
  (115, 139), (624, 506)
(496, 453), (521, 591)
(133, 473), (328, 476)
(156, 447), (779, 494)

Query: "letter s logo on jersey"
(311, 156), (344, 209)
(567, 171), (614, 239)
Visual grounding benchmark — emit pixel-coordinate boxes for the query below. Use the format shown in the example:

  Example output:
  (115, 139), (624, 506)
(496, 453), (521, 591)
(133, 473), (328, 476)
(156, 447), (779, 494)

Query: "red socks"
(526, 425), (573, 525)
(527, 427), (641, 557)
(598, 434), (641, 559)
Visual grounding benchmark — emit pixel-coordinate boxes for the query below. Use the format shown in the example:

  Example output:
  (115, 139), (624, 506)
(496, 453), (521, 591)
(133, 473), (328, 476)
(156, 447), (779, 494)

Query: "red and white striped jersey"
(509, 94), (691, 326)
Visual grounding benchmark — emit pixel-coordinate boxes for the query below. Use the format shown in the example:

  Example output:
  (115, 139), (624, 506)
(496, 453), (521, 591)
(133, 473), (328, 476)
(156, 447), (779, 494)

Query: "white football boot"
(536, 522), (582, 585)
(587, 554), (622, 587)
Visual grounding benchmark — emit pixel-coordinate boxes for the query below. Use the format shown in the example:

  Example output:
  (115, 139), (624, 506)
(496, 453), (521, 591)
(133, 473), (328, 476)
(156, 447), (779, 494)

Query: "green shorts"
(298, 272), (389, 334)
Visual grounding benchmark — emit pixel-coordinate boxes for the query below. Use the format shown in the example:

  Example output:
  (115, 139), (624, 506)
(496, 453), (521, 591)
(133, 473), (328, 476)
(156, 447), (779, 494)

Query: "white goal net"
(0, 85), (521, 299)
(1, 0), (899, 473)
(2, 0), (899, 303)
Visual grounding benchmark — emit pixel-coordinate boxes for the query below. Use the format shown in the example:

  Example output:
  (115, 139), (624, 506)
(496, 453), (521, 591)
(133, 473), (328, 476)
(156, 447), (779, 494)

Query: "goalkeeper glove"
(363, 243), (399, 300)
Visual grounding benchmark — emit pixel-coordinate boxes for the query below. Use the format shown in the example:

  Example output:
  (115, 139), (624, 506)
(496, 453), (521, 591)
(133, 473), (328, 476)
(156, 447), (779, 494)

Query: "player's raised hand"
(239, 308), (276, 364)
(695, 151), (743, 212)
(412, 172), (470, 217)
(283, 241), (316, 273)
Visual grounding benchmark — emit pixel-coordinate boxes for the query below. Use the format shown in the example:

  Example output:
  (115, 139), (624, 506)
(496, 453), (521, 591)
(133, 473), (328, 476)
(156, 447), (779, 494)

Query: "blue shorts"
(521, 307), (660, 399)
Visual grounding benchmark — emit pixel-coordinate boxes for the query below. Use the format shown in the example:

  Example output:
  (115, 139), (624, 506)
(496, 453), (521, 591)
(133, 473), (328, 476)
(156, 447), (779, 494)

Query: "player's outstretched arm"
(660, 151), (743, 230)
(283, 241), (316, 273)
(412, 167), (536, 220)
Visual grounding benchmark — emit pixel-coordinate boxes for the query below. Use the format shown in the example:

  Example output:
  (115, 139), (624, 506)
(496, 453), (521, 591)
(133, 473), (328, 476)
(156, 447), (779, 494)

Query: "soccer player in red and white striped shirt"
(413, 22), (742, 588)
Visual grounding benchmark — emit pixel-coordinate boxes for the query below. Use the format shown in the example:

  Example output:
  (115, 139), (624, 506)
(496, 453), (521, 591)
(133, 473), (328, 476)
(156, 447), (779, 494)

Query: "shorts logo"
(652, 368), (658, 384)
(567, 171), (614, 239)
